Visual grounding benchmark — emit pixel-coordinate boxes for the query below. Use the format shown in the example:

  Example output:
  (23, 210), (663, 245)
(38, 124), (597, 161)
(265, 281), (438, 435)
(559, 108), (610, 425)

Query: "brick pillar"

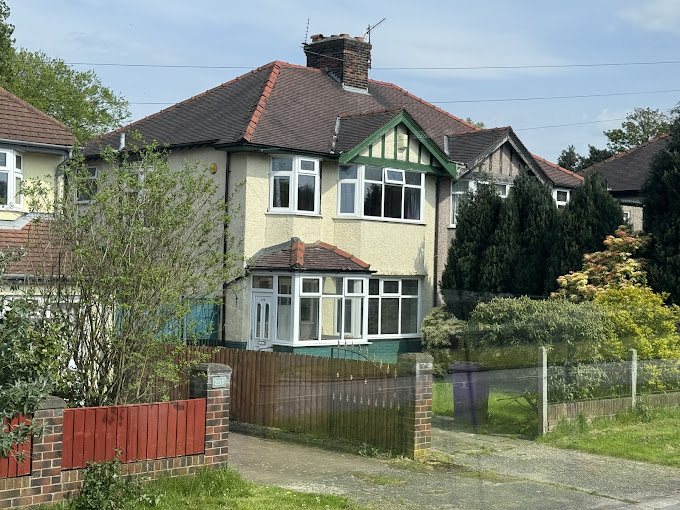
(29, 396), (66, 507)
(190, 363), (231, 468)
(397, 353), (433, 459)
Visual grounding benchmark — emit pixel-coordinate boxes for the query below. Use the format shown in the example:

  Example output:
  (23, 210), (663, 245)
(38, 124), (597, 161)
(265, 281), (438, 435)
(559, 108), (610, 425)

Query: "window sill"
(0, 205), (24, 212)
(334, 216), (426, 226)
(367, 334), (421, 340)
(266, 211), (323, 218)
(273, 340), (370, 347)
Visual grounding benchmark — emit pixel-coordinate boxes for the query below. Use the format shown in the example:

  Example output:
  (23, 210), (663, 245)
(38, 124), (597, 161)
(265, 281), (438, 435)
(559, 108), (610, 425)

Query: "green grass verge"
(433, 382), (538, 438)
(52, 467), (363, 510)
(538, 405), (680, 468)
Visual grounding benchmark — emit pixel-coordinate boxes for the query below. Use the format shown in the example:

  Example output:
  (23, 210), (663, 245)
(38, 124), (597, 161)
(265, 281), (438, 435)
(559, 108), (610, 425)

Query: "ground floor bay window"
(249, 273), (421, 349)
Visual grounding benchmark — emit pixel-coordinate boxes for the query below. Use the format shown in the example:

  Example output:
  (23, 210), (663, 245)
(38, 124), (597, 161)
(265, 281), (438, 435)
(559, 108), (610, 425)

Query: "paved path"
(228, 427), (680, 509)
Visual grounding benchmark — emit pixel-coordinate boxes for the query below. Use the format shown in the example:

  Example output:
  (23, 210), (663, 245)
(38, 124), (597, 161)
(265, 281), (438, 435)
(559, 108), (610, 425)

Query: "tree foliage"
(604, 107), (672, 153)
(642, 110), (680, 303)
(558, 144), (614, 172)
(441, 183), (503, 291)
(557, 145), (579, 172)
(23, 139), (241, 406)
(0, 2), (129, 142)
(553, 173), (623, 278)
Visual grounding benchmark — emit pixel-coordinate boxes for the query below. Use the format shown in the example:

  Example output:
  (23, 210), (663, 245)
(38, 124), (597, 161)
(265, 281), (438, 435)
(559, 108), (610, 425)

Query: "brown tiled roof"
(84, 61), (476, 157)
(0, 220), (66, 277)
(581, 135), (670, 192)
(0, 86), (74, 147)
(532, 154), (584, 189)
(250, 238), (371, 273)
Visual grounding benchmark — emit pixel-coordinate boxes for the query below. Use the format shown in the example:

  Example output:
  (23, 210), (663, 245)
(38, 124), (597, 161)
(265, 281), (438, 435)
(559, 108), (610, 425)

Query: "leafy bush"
(72, 456), (143, 510)
(420, 307), (467, 377)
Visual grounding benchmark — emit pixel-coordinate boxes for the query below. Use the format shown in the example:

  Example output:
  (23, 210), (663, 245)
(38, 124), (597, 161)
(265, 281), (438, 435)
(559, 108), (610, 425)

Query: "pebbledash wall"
(0, 363), (231, 509)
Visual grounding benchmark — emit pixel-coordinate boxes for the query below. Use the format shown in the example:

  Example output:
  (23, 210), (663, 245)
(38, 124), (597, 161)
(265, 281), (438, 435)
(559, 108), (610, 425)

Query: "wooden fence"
(166, 348), (406, 451)
(61, 399), (206, 470)
(0, 416), (32, 479)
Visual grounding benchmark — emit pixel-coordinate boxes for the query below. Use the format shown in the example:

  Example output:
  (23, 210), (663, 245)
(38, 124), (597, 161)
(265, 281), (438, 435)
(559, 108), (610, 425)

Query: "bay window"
(338, 165), (424, 222)
(269, 156), (320, 214)
(367, 278), (420, 337)
(0, 148), (23, 208)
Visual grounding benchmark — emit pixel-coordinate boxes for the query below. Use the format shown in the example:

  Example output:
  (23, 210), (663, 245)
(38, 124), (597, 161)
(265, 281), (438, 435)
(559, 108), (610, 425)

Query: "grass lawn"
(433, 382), (538, 438)
(538, 406), (680, 468)
(52, 467), (363, 510)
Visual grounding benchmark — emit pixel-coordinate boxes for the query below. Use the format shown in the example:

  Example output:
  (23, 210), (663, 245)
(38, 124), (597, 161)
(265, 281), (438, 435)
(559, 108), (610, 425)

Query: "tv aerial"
(364, 18), (386, 43)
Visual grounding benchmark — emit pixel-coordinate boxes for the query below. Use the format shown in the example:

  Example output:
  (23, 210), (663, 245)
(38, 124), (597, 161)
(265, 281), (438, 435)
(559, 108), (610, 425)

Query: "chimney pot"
(339, 33), (349, 37)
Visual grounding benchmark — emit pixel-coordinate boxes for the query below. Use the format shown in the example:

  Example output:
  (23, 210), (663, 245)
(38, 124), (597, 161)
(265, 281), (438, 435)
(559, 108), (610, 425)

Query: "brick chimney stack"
(304, 34), (372, 91)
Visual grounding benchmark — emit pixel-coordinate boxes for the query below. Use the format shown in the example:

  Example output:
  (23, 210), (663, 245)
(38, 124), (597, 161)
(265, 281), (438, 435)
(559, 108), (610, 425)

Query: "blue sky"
(8, 0), (680, 162)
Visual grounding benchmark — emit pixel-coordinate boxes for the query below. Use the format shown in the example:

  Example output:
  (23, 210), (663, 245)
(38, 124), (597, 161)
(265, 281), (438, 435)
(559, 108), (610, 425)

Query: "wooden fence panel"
(0, 416), (32, 479)
(62, 399), (205, 470)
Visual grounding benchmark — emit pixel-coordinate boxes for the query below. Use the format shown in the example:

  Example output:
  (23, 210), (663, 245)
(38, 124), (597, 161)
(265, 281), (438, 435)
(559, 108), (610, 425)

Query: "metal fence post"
(628, 348), (637, 408)
(538, 346), (548, 436)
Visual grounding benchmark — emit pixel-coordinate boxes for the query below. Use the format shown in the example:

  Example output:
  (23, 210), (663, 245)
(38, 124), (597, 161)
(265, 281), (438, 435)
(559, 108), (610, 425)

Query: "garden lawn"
(539, 406), (680, 468)
(433, 382), (538, 438)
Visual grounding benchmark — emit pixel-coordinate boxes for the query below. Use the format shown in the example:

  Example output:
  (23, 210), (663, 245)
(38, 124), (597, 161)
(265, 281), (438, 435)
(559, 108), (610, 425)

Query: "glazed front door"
(250, 292), (273, 350)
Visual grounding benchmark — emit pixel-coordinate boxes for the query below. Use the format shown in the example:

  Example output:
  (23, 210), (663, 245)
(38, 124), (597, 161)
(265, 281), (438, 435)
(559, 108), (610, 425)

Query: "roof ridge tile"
(241, 62), (282, 142)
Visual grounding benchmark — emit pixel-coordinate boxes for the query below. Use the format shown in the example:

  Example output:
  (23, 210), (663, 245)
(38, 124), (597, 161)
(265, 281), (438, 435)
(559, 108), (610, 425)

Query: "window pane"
(365, 166), (383, 181)
(321, 296), (341, 340)
(278, 276), (292, 295)
(380, 298), (399, 334)
(384, 184), (402, 218)
(383, 280), (399, 294)
(368, 298), (379, 334)
(401, 297), (419, 334)
(494, 183), (507, 197)
(302, 278), (320, 293)
(273, 175), (290, 208)
(15, 177), (21, 205)
(300, 159), (315, 171)
(299, 297), (319, 340)
(452, 180), (469, 193)
(402, 279), (418, 296)
(253, 276), (273, 289)
(451, 193), (461, 224)
(405, 171), (421, 185)
(364, 182), (382, 217)
(322, 277), (342, 295)
(264, 303), (270, 338)
(344, 297), (363, 339)
(256, 303), (262, 338)
(557, 190), (568, 202)
(0, 172), (7, 205)
(386, 169), (403, 182)
(340, 182), (355, 214)
(272, 157), (293, 172)
(339, 165), (357, 180)
(0, 153), (6, 167)
(346, 279), (363, 294)
(15, 154), (22, 170)
(404, 187), (421, 220)
(369, 279), (379, 295)
(297, 174), (315, 211)
(277, 297), (291, 341)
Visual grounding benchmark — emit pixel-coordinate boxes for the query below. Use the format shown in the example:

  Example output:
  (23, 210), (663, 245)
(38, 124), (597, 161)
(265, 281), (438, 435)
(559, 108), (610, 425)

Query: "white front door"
(250, 292), (274, 350)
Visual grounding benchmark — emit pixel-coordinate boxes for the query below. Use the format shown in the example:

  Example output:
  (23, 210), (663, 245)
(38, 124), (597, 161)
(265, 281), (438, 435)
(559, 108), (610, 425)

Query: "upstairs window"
(0, 148), (24, 208)
(338, 165), (423, 222)
(451, 179), (510, 226)
(553, 188), (570, 209)
(269, 156), (320, 214)
(76, 167), (98, 203)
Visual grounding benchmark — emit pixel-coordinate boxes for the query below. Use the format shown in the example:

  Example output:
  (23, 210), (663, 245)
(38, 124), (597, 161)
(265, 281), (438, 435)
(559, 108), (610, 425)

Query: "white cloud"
(617, 0), (680, 35)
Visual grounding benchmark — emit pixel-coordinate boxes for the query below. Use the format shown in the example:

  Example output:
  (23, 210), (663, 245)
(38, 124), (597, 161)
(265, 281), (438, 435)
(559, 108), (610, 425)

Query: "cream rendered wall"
(225, 151), (439, 344)
(0, 151), (63, 220)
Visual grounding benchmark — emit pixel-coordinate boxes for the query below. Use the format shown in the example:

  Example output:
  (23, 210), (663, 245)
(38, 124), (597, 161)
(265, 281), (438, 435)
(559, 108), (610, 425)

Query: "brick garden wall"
(0, 363), (231, 509)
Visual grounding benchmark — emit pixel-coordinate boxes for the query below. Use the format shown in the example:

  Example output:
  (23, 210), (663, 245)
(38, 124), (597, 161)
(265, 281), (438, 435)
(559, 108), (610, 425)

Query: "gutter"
(0, 138), (73, 152)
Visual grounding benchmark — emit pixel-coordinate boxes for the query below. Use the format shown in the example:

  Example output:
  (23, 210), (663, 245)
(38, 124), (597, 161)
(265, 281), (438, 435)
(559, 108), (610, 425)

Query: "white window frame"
(450, 179), (511, 227)
(553, 188), (570, 209)
(337, 164), (424, 223)
(0, 147), (24, 209)
(367, 277), (421, 339)
(269, 156), (321, 215)
(623, 211), (631, 223)
(75, 166), (99, 204)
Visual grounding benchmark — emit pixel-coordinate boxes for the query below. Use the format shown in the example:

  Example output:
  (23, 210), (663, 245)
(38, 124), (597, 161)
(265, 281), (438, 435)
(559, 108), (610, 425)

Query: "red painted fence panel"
(62, 399), (206, 470)
(0, 416), (32, 479)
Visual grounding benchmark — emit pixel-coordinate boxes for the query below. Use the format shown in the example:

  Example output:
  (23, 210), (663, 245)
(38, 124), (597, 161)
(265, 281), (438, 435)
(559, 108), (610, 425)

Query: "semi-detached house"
(84, 34), (581, 362)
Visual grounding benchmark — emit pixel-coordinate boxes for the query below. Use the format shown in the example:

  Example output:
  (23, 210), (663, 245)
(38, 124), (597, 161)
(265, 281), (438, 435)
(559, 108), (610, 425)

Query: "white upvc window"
(450, 179), (511, 226)
(623, 211), (631, 223)
(0, 148), (24, 209)
(338, 164), (424, 222)
(76, 167), (98, 203)
(269, 156), (320, 215)
(367, 277), (420, 338)
(553, 188), (570, 209)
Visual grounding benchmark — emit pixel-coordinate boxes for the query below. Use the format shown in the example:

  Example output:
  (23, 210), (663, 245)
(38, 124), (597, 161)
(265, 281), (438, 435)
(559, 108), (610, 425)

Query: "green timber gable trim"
(338, 111), (458, 177)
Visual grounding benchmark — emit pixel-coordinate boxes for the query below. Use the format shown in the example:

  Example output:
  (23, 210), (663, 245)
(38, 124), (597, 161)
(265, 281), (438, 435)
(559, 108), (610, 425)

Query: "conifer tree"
(642, 109), (680, 302)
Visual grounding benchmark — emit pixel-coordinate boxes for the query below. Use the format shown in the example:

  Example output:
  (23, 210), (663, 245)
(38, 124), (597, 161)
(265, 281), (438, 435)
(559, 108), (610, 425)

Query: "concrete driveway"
(228, 426), (680, 509)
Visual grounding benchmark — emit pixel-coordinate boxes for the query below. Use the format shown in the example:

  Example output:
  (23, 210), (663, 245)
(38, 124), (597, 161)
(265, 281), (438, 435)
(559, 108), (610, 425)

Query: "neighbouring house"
(580, 134), (670, 231)
(83, 33), (578, 361)
(0, 86), (74, 281)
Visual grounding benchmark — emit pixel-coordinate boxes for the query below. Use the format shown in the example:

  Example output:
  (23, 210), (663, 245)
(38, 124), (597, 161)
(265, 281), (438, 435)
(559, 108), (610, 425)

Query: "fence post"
(190, 363), (231, 469)
(538, 347), (548, 437)
(628, 348), (637, 409)
(30, 396), (66, 506)
(396, 353), (433, 459)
